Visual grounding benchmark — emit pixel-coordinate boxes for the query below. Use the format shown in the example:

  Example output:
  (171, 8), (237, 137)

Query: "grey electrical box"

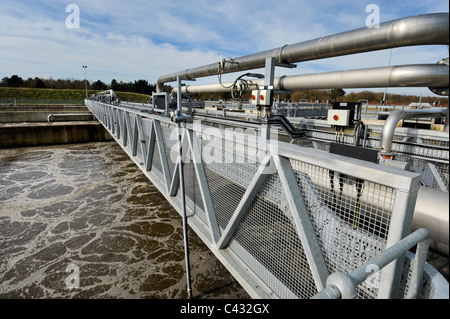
(152, 93), (169, 111)
(152, 92), (172, 116)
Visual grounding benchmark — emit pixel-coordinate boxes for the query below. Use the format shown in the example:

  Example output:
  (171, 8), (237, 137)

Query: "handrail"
(311, 228), (431, 299)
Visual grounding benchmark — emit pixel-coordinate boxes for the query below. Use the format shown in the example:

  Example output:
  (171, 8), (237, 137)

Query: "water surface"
(0, 142), (248, 299)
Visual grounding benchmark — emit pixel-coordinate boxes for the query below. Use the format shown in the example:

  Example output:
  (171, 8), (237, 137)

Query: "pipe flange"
(429, 87), (448, 96)
(278, 44), (288, 64)
(428, 58), (449, 96)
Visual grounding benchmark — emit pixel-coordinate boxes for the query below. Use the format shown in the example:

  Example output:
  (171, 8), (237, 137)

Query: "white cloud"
(0, 0), (447, 97)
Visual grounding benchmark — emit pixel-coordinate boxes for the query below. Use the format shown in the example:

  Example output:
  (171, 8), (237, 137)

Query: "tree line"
(1, 74), (447, 105)
(0, 75), (163, 95)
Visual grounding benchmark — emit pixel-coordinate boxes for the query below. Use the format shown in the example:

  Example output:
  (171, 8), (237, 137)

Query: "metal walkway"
(84, 12), (449, 299)
(85, 99), (447, 299)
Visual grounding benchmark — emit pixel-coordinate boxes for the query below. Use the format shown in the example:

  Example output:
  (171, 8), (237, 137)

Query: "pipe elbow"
(380, 111), (404, 155)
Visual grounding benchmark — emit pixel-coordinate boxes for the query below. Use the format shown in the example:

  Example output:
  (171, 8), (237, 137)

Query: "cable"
(218, 72), (257, 100)
(217, 58), (238, 89)
(353, 179), (365, 229)
(353, 120), (365, 147)
(217, 59), (263, 100)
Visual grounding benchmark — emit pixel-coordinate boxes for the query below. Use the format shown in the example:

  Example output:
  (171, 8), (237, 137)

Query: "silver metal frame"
(85, 99), (448, 298)
(84, 12), (449, 299)
(312, 228), (431, 299)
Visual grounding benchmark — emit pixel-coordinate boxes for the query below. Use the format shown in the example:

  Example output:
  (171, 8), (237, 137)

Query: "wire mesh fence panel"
(290, 160), (395, 298)
(228, 174), (318, 299)
(198, 130), (261, 232)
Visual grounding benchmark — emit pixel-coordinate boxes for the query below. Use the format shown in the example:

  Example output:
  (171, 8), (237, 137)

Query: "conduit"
(157, 13), (448, 90)
(172, 64), (449, 94)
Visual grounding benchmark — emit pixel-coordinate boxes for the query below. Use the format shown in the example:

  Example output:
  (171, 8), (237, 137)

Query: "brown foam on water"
(0, 142), (248, 299)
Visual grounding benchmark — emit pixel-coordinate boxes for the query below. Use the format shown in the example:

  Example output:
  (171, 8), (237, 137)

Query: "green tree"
(92, 79), (107, 90)
(35, 78), (46, 88)
(330, 88), (346, 101)
(5, 75), (24, 87)
(111, 79), (119, 91)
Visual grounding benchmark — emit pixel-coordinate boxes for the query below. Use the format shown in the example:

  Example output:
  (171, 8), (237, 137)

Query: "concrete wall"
(0, 123), (113, 148)
(0, 106), (90, 123)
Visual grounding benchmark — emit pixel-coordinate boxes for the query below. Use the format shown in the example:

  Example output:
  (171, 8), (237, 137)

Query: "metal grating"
(182, 148), (207, 224)
(161, 123), (178, 177)
(199, 131), (261, 232)
(396, 154), (449, 192)
(290, 160), (394, 298)
(229, 175), (318, 299)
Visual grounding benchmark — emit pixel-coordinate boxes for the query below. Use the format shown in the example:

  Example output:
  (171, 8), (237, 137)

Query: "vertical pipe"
(177, 76), (192, 299)
(445, 105), (449, 132)
(82, 65), (88, 99)
(406, 235), (430, 299)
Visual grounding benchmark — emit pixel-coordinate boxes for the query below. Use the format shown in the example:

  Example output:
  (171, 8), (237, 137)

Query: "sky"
(0, 0), (448, 97)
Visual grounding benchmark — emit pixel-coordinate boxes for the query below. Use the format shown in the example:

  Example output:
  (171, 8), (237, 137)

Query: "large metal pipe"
(380, 108), (449, 156)
(157, 13), (449, 89)
(413, 186), (449, 255)
(174, 64), (449, 94)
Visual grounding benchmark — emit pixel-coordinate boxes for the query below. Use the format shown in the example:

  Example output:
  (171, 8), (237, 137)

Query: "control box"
(250, 90), (260, 106)
(327, 109), (351, 126)
(251, 89), (273, 106)
(152, 92), (171, 116)
(259, 89), (273, 106)
(153, 92), (169, 111)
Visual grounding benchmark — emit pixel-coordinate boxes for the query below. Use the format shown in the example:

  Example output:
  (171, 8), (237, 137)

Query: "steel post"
(177, 76), (192, 299)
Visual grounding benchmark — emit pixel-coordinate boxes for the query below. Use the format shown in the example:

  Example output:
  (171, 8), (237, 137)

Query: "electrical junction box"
(259, 89), (273, 106)
(327, 109), (351, 126)
(152, 92), (171, 116)
(250, 90), (260, 106)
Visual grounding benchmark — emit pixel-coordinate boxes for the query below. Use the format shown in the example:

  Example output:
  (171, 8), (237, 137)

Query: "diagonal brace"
(217, 155), (273, 249)
(273, 155), (329, 291)
(187, 129), (221, 244)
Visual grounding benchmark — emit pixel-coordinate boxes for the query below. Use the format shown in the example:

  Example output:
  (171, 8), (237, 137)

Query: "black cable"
(353, 120), (365, 147)
(218, 69), (257, 100)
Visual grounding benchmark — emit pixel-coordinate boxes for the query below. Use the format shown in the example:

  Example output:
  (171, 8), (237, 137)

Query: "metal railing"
(85, 12), (449, 299)
(192, 106), (449, 192)
(0, 99), (85, 105)
(312, 227), (430, 299)
(84, 99), (449, 298)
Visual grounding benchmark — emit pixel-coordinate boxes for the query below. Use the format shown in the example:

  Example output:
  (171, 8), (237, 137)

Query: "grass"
(0, 87), (150, 103)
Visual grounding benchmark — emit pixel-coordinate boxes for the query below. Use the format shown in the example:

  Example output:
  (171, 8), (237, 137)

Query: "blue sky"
(0, 0), (448, 96)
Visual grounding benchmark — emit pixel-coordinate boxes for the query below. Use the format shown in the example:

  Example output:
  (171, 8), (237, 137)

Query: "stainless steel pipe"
(413, 186), (449, 255)
(173, 64), (449, 94)
(157, 13), (449, 90)
(380, 108), (449, 156)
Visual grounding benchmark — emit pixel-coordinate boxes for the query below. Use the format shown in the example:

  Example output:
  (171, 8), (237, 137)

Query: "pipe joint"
(326, 272), (357, 299)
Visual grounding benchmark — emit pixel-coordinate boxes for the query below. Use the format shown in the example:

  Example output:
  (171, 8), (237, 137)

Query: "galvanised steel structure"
(85, 99), (448, 299)
(85, 12), (449, 299)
